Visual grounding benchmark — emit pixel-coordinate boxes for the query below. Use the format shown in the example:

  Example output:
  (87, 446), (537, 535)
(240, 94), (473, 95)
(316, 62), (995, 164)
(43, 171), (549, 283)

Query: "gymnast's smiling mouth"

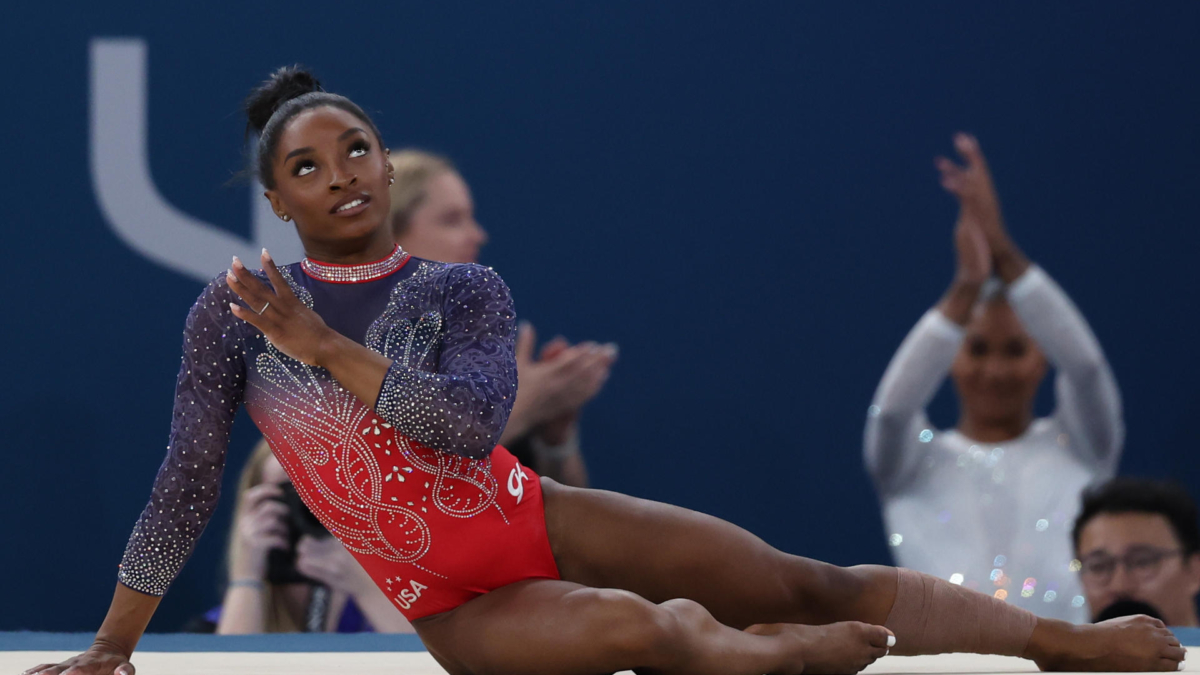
(330, 192), (371, 216)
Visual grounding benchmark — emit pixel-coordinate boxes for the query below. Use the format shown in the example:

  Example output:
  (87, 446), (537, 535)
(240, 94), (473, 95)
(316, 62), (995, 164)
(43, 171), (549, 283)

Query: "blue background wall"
(2, 2), (1197, 631)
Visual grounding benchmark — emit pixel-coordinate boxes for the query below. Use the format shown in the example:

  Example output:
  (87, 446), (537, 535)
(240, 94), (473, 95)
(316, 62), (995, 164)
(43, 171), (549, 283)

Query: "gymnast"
(25, 68), (1184, 675)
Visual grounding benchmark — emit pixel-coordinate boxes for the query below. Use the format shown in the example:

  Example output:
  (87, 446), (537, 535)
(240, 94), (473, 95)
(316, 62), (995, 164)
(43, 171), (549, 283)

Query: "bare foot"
(746, 621), (894, 675)
(1024, 615), (1186, 672)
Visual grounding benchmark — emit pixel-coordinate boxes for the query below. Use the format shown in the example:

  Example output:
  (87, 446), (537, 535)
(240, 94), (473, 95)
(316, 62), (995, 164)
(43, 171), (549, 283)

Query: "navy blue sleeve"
(118, 276), (245, 595)
(374, 265), (518, 459)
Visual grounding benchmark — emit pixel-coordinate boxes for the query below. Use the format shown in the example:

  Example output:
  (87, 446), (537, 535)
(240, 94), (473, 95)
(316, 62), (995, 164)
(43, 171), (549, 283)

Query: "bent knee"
(658, 597), (709, 627)
(579, 589), (681, 662)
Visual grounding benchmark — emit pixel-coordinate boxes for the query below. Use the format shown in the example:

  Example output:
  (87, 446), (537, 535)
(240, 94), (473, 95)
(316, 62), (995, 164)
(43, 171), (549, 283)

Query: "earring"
(280, 214), (291, 222)
(388, 176), (395, 185)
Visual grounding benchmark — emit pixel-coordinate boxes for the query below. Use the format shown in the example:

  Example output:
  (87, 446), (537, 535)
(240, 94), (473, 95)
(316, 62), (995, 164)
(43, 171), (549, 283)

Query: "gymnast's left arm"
(227, 252), (517, 460)
(369, 264), (518, 459)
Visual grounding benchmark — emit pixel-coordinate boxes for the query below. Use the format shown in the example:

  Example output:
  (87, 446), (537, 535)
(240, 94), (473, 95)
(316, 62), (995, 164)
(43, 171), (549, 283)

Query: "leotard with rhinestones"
(116, 246), (560, 619)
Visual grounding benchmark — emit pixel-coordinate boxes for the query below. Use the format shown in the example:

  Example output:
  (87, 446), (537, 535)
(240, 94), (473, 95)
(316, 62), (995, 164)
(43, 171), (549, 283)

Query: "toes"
(860, 623), (894, 649)
(1163, 646), (1187, 662)
(1155, 657), (1183, 672)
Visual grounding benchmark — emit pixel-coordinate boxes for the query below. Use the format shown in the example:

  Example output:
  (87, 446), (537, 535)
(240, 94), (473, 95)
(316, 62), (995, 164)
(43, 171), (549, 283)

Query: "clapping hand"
(953, 216), (992, 286)
(936, 133), (1004, 241)
(500, 322), (616, 445)
(936, 133), (1029, 282)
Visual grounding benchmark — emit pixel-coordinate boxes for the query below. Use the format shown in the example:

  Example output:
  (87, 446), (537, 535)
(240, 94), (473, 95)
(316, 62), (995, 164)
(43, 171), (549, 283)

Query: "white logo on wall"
(89, 38), (304, 283)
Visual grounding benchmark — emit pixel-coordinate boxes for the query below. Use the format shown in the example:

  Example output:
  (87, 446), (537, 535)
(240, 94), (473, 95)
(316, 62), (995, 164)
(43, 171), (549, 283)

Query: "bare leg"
(541, 479), (1185, 671)
(542, 479), (894, 628)
(411, 578), (892, 675)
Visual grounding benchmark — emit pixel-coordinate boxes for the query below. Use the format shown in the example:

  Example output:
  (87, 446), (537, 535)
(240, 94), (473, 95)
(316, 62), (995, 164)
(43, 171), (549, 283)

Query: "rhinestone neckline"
(300, 245), (411, 284)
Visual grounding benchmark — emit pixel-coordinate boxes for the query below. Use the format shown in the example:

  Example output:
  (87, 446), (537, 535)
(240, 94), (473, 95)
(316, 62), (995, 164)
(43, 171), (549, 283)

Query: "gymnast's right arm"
(863, 221), (989, 495)
(25, 278), (245, 675)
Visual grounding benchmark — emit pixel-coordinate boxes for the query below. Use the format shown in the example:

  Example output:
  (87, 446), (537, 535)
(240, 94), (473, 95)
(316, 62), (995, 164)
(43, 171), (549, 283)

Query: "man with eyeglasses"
(1073, 477), (1200, 626)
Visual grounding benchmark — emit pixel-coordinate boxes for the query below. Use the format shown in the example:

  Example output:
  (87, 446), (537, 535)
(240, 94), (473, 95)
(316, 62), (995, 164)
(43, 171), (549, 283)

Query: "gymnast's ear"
(264, 190), (289, 222)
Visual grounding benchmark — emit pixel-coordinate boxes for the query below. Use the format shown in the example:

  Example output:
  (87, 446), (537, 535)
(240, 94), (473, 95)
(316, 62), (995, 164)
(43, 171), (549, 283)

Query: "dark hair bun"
(245, 66), (323, 135)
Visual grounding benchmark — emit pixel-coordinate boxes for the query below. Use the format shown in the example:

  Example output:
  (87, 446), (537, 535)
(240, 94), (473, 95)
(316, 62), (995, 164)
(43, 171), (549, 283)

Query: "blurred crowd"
(192, 137), (1198, 634)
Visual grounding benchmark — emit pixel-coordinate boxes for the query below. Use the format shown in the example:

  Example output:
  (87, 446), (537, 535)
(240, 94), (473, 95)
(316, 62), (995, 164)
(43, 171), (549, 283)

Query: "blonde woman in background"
(212, 440), (414, 633)
(387, 151), (616, 487)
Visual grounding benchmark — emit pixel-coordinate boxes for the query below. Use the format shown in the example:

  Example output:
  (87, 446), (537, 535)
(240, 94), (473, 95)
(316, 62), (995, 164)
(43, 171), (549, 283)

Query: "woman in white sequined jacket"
(864, 134), (1123, 623)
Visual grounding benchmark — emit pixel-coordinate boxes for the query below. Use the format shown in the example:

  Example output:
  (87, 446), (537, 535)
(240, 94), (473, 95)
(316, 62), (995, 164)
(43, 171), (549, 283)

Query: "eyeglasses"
(1078, 547), (1184, 586)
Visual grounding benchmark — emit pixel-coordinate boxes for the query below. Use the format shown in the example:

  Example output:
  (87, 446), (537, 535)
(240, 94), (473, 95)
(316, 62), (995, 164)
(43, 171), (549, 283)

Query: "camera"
(266, 481), (332, 585)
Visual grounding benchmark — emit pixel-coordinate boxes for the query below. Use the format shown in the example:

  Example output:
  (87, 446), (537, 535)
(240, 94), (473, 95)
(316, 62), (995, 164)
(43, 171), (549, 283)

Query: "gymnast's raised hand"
(226, 248), (396, 411)
(226, 249), (330, 365)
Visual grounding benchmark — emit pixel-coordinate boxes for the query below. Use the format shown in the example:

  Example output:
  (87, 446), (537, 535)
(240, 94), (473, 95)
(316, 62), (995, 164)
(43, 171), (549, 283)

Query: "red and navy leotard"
(117, 246), (560, 620)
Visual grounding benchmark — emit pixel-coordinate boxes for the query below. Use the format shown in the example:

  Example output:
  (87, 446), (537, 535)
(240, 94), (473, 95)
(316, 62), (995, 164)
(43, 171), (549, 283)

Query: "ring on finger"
(257, 301), (271, 315)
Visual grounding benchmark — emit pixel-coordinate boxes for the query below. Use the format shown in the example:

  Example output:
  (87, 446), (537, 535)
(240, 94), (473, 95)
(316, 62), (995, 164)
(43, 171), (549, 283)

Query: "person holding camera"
(213, 440), (414, 633)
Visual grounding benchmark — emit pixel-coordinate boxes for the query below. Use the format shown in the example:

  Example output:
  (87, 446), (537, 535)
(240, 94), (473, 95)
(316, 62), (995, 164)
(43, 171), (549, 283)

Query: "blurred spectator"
(1073, 478), (1200, 626)
(388, 150), (615, 487)
(198, 440), (414, 633)
(864, 134), (1122, 622)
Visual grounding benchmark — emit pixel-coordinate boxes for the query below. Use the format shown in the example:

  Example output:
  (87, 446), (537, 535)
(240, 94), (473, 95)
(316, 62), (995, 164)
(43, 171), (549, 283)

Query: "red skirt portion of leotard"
(247, 400), (561, 620)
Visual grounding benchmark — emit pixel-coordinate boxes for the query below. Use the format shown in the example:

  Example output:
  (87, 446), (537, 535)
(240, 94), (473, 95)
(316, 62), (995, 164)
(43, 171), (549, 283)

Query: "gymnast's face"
(264, 106), (394, 256)
(1077, 512), (1200, 627)
(396, 170), (488, 264)
(951, 299), (1046, 429)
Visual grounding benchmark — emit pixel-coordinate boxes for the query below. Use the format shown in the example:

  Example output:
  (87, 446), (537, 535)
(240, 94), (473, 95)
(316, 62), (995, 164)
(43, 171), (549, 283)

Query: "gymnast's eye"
(349, 141), (370, 158)
(294, 160), (316, 177)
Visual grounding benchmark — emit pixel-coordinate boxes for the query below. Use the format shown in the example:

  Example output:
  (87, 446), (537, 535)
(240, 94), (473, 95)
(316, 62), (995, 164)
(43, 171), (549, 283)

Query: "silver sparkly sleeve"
(117, 276), (245, 595)
(374, 264), (518, 459)
(1007, 265), (1123, 470)
(864, 310), (962, 495)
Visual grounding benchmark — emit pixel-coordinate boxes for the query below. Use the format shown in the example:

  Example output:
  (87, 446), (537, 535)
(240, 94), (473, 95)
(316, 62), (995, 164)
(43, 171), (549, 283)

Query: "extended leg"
(541, 479), (894, 628)
(412, 578), (891, 675)
(541, 479), (1186, 671)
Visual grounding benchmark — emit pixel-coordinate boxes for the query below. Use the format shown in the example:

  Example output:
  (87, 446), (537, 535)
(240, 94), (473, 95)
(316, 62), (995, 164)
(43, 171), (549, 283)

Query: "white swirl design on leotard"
(246, 264), (505, 572)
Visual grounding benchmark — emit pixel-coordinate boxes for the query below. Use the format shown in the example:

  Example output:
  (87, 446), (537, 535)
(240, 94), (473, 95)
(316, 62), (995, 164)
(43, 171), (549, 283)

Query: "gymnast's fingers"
(260, 248), (297, 302)
(115, 662), (136, 675)
(229, 300), (270, 331)
(225, 275), (269, 316)
(227, 256), (274, 307)
(22, 664), (57, 675)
